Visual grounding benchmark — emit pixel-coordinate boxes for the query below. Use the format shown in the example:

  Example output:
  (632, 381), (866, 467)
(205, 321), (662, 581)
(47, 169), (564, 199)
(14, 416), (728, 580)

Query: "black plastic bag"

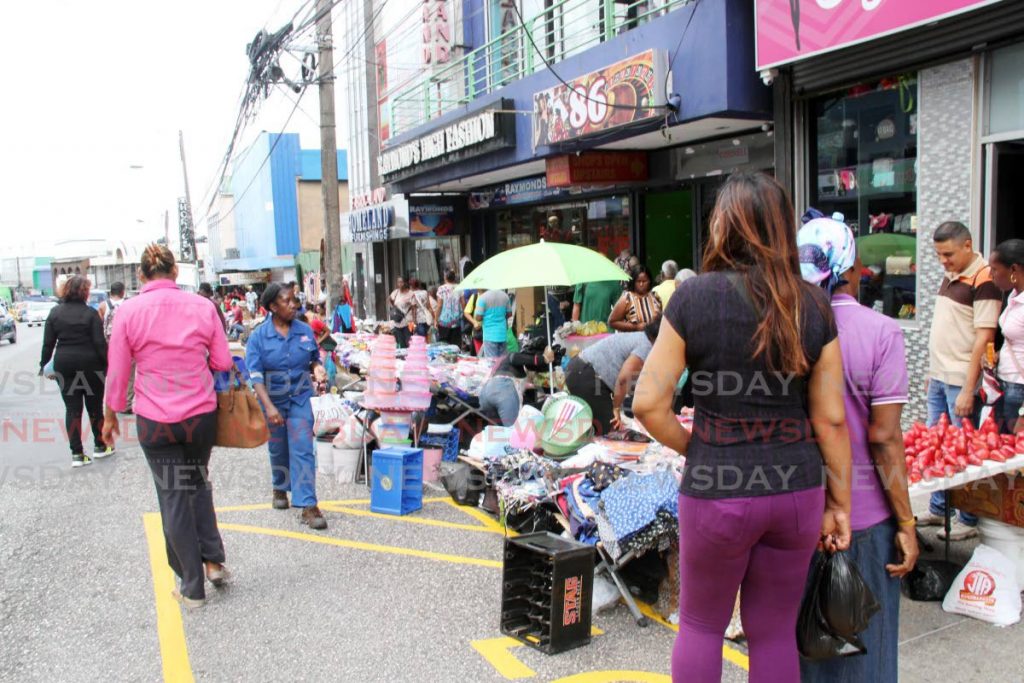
(439, 461), (485, 506)
(797, 551), (879, 662)
(901, 560), (962, 601)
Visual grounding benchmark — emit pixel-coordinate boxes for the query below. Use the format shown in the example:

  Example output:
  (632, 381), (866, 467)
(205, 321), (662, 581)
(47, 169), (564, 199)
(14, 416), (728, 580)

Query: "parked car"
(0, 309), (16, 343)
(88, 290), (108, 311)
(23, 301), (57, 327)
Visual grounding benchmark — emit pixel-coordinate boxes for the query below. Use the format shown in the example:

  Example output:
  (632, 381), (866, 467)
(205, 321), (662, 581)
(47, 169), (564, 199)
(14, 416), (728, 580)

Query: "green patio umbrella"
(855, 233), (916, 268)
(456, 240), (630, 379)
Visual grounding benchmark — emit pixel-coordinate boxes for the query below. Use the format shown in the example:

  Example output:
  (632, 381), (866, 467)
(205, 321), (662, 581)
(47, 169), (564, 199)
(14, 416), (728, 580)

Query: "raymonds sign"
(378, 99), (516, 180)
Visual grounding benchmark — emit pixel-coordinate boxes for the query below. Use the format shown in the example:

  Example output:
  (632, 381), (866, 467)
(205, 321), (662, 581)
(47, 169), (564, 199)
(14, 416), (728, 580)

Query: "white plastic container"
(976, 517), (1024, 587)
(334, 447), (361, 484)
(315, 437), (335, 475)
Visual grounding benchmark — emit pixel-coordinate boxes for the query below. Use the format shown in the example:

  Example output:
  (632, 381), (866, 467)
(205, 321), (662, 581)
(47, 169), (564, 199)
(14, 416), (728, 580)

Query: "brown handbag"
(215, 368), (270, 448)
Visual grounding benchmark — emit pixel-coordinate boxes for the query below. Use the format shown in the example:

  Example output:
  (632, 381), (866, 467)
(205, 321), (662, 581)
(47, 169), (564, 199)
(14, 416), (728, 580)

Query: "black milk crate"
(500, 532), (595, 654)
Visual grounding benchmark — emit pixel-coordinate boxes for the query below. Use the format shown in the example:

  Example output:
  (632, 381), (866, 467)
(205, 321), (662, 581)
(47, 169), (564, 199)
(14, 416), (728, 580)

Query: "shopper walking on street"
(410, 277), (431, 338)
(246, 283), (329, 530)
(652, 260), (679, 310)
(987, 239), (1024, 433)
(633, 172), (852, 683)
(919, 221), (1000, 540)
(40, 275), (110, 467)
(436, 270), (464, 346)
(389, 277), (416, 348)
(475, 288), (513, 358)
(798, 218), (918, 683)
(102, 244), (233, 608)
(98, 281), (135, 413)
(609, 264), (662, 331)
(198, 282), (228, 331)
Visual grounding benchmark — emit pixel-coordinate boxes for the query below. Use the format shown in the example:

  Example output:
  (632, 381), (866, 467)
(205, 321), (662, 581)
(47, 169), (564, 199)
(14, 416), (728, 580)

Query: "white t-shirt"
(998, 290), (1024, 384)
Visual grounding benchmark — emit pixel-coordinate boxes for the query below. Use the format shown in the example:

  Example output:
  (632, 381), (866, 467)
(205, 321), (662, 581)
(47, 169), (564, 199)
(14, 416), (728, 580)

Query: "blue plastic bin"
(370, 447), (423, 516)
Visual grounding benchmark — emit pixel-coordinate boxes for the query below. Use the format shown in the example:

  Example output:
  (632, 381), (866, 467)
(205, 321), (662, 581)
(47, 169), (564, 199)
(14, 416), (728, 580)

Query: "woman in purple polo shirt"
(797, 217), (919, 683)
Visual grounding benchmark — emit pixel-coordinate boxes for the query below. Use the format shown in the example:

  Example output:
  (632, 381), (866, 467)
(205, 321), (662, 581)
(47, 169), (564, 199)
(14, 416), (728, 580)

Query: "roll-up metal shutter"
(789, 1), (1024, 95)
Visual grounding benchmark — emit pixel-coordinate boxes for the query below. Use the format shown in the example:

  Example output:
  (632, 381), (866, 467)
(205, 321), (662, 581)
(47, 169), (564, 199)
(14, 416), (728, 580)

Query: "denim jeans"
(800, 518), (900, 683)
(998, 380), (1024, 435)
(481, 341), (507, 358)
(926, 378), (977, 525)
(479, 376), (521, 426)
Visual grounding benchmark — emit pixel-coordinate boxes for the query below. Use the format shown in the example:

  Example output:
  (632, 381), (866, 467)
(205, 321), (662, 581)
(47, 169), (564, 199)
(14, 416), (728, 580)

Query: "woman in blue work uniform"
(246, 283), (329, 530)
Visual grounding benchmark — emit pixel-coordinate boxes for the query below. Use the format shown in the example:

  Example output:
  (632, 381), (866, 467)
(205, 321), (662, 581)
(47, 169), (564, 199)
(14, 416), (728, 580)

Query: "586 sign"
(533, 50), (664, 146)
(567, 79), (609, 130)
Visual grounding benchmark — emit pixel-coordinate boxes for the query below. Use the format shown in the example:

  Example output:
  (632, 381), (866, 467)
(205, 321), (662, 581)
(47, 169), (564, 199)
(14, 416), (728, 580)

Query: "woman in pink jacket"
(102, 244), (234, 609)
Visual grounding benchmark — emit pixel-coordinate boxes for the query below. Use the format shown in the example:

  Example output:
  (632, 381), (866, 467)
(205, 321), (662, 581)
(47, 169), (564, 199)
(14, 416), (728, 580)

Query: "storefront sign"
(755, 0), (1004, 70)
(422, 0), (452, 65)
(468, 175), (569, 209)
(378, 99), (516, 180)
(218, 271), (271, 286)
(546, 152), (648, 187)
(341, 195), (410, 243)
(409, 199), (464, 237)
(352, 187), (387, 210)
(532, 50), (666, 148)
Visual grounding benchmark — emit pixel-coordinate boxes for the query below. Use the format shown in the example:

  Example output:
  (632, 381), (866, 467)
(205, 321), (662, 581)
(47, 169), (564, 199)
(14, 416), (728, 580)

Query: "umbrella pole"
(545, 285), (554, 391)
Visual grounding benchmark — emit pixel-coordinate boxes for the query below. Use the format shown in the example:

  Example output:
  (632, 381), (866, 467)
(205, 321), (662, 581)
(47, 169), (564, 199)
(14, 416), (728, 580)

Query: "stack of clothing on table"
(595, 469), (679, 561)
(487, 451), (558, 519)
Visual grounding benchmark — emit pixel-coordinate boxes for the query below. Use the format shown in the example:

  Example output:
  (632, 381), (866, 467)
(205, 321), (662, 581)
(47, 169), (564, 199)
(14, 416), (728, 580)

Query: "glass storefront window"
(495, 196), (631, 260)
(809, 74), (918, 320)
(987, 42), (1024, 136)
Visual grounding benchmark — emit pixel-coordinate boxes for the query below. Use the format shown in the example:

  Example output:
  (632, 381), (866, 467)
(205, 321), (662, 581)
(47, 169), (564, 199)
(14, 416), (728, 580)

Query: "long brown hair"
(701, 172), (810, 375)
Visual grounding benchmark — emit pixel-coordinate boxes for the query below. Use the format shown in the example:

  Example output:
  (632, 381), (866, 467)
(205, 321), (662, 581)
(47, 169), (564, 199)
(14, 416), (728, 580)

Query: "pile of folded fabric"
(595, 469), (679, 560)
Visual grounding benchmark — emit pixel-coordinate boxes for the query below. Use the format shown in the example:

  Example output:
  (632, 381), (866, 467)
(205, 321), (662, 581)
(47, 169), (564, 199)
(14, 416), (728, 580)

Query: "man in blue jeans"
(475, 288), (513, 358)
(919, 222), (1001, 540)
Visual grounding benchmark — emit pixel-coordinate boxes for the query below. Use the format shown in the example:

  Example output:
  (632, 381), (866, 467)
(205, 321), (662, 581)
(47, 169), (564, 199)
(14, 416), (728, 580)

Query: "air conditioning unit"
(225, 248), (240, 259)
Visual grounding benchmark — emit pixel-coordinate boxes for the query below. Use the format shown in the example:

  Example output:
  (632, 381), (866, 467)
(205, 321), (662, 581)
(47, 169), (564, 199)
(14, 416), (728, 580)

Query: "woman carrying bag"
(103, 244), (234, 609)
(246, 283), (329, 530)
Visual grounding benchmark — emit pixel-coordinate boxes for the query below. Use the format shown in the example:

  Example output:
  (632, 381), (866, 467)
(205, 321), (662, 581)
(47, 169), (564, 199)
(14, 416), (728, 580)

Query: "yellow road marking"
(550, 672), (671, 683)
(143, 513), (194, 683)
(319, 503), (508, 534)
(218, 522), (503, 568)
(442, 498), (517, 535)
(214, 496), (451, 513)
(637, 602), (749, 672)
(471, 637), (537, 679)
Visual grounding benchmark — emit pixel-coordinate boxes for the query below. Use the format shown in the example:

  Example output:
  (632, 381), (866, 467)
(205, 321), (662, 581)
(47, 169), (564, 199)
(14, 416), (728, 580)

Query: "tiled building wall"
(901, 58), (977, 425)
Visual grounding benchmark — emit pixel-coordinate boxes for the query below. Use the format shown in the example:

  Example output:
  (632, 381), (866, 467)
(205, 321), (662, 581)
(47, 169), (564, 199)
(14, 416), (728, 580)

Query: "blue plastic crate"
(370, 447), (423, 516)
(418, 427), (461, 462)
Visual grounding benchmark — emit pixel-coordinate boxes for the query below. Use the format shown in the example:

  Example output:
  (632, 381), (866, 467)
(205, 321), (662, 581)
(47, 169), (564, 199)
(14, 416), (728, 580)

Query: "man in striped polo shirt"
(919, 221), (1001, 540)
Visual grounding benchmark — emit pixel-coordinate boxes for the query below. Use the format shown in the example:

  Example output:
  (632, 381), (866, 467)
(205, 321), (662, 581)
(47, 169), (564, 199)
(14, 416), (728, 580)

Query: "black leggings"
(55, 364), (105, 455)
(564, 357), (614, 436)
(138, 411), (224, 601)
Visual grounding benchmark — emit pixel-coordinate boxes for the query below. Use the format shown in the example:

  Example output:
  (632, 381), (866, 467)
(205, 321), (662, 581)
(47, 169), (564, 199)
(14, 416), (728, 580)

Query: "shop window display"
(809, 74), (918, 320)
(496, 197), (631, 259)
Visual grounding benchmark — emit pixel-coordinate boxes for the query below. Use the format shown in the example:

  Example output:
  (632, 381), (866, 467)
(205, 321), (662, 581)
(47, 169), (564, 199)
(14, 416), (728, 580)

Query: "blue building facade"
(220, 133), (347, 281)
(367, 0), (773, 277)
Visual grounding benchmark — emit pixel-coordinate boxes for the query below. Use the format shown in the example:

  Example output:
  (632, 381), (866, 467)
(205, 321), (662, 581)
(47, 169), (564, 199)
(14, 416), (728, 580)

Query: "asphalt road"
(0, 324), (1019, 682)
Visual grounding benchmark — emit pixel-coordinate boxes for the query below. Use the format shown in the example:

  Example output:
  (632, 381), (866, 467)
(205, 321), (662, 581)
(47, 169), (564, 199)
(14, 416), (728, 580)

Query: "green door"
(644, 189), (694, 276)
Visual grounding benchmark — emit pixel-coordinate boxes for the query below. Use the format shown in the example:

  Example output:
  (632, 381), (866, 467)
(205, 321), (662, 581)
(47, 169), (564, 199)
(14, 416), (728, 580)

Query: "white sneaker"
(916, 511), (945, 527)
(937, 519), (979, 541)
(94, 446), (115, 459)
(71, 453), (92, 468)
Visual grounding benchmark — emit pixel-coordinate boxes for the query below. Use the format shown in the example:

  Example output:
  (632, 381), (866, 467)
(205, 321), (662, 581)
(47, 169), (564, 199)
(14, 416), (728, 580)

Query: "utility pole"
(178, 130), (197, 263)
(317, 0), (343, 314)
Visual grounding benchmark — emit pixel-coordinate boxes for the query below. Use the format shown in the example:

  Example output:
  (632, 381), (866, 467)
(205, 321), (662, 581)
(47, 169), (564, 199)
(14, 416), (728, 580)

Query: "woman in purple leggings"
(634, 172), (852, 683)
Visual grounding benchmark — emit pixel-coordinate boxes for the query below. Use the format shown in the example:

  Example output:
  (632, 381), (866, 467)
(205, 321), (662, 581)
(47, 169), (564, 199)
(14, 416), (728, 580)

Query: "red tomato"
(990, 451), (1007, 463)
(986, 433), (1000, 450)
(943, 464), (956, 478)
(962, 417), (974, 434)
(977, 447), (991, 461)
(1000, 445), (1016, 459)
(1001, 434), (1015, 446)
(956, 456), (968, 470)
(967, 455), (983, 466)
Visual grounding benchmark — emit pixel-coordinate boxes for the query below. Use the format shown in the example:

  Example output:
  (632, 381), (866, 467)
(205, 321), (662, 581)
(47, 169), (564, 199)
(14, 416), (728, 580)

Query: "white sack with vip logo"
(942, 544), (1021, 626)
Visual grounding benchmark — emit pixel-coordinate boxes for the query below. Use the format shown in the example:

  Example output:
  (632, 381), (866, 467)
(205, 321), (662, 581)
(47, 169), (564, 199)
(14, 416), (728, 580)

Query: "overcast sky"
(0, 0), (345, 255)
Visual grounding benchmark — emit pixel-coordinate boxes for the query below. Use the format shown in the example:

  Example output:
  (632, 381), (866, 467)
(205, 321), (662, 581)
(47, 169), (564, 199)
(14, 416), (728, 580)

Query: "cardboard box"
(951, 472), (1024, 527)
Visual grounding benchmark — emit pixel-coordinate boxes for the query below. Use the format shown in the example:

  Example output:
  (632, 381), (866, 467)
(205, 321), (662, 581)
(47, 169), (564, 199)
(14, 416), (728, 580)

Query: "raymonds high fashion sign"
(378, 99), (516, 181)
(755, 0), (1004, 69)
